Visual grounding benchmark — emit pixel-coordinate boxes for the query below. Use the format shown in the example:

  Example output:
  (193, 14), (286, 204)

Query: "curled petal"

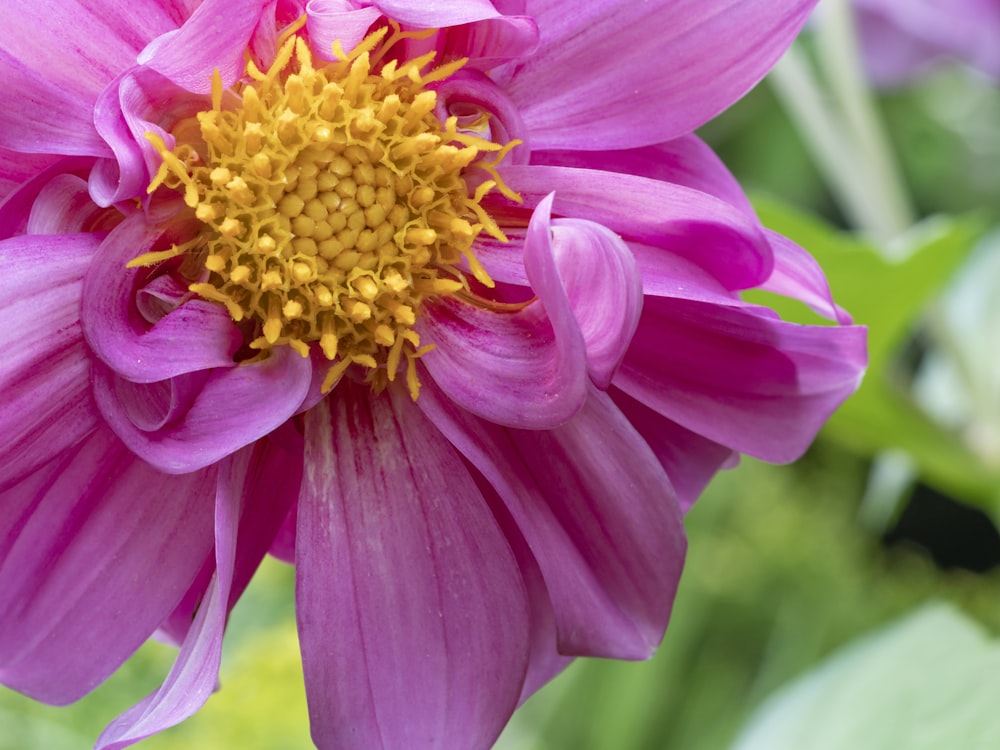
(420, 14), (539, 72)
(372, 0), (511, 26)
(0, 157), (96, 240)
(522, 193), (642, 387)
(26, 174), (110, 235)
(418, 290), (588, 429)
(0, 426), (216, 704)
(91, 67), (202, 207)
(548, 215), (643, 387)
(135, 273), (193, 324)
(498, 164), (774, 290)
(139, 0), (269, 92)
(156, 434), (302, 644)
(616, 296), (867, 463)
(432, 70), (530, 160)
(97, 435), (297, 747)
(306, 1), (382, 60)
(320, 1), (538, 69)
(297, 382), (529, 750)
(82, 216), (243, 382)
(93, 345), (313, 474)
(97, 450), (248, 750)
(110, 371), (211, 432)
(417, 374), (686, 661)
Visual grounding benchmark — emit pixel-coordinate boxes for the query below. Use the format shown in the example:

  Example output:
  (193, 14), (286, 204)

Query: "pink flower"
(853, 0), (1000, 85)
(0, 1), (864, 749)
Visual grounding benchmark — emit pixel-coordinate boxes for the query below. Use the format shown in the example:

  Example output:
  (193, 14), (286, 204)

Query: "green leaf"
(731, 603), (1000, 750)
(751, 196), (1000, 508)
(750, 194), (984, 368)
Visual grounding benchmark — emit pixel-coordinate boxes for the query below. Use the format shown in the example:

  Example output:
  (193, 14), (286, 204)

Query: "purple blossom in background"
(0, 1), (865, 749)
(854, 0), (1000, 85)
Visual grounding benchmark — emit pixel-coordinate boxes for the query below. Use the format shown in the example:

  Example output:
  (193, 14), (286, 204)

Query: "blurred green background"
(5, 7), (1000, 750)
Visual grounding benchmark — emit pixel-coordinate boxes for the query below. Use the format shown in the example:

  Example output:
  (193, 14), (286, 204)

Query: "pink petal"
(99, 432), (297, 746)
(761, 229), (853, 324)
(0, 233), (102, 492)
(628, 240), (743, 304)
(0, 157), (96, 240)
(0, 149), (58, 204)
(507, 0), (818, 149)
(471, 477), (573, 704)
(296, 382), (530, 750)
(155, 558), (215, 649)
(417, 374), (686, 660)
(616, 295), (867, 463)
(229, 433), (304, 603)
(518, 192), (595, 386)
(610, 388), (737, 512)
(96, 450), (248, 750)
(0, 426), (216, 704)
(534, 135), (755, 215)
(418, 291), (588, 429)
(306, 1), (382, 60)
(0, 50), (110, 156)
(156, 433), (302, 644)
(26, 173), (108, 234)
(431, 70), (531, 156)
(269, 501), (298, 564)
(545, 213), (644, 387)
(414, 15), (539, 72)
(372, 0), (509, 26)
(81, 215), (243, 382)
(470, 229), (530, 285)
(93, 345), (313, 474)
(91, 67), (204, 207)
(0, 0), (189, 155)
(138, 0), (268, 93)
(310, 1), (538, 69)
(498, 164), (774, 291)
(518, 193), (644, 388)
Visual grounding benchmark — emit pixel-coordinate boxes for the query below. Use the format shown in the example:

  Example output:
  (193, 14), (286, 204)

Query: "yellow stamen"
(143, 22), (520, 398)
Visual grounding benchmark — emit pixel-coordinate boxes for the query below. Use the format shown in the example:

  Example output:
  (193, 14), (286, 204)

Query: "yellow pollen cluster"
(137, 23), (519, 397)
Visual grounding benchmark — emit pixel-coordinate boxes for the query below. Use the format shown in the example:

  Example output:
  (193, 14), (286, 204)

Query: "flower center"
(135, 23), (518, 397)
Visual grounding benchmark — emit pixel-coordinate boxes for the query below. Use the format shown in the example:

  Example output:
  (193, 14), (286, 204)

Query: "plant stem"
(769, 0), (916, 245)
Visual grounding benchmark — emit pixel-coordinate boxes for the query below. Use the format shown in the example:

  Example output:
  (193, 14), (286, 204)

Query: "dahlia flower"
(0, 1), (865, 748)
(853, 0), (1000, 85)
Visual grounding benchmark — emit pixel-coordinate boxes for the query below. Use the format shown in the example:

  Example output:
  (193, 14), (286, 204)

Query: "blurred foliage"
(701, 66), (1000, 229)
(496, 451), (1000, 750)
(732, 604), (1000, 750)
(880, 70), (1000, 220)
(699, 82), (842, 225)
